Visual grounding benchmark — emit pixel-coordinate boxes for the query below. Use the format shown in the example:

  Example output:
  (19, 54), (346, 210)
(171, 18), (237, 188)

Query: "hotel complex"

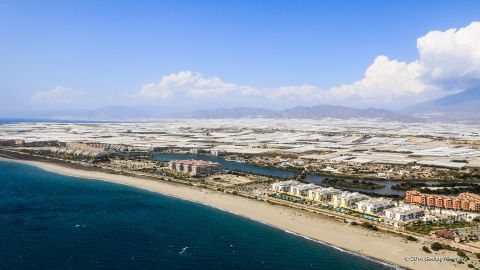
(270, 181), (400, 216)
(405, 190), (480, 212)
(267, 181), (474, 227)
(168, 160), (221, 176)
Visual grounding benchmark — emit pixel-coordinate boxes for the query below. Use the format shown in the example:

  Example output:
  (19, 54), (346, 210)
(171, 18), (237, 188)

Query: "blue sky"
(1, 0), (480, 115)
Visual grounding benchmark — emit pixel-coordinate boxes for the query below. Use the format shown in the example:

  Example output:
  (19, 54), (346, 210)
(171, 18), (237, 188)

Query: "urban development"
(1, 118), (480, 269)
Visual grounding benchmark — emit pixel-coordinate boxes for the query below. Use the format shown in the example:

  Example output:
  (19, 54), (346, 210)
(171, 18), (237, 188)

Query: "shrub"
(443, 244), (454, 251)
(476, 253), (480, 259)
(361, 222), (379, 231)
(467, 263), (474, 268)
(431, 242), (443, 251)
(406, 236), (417, 241)
(350, 221), (358, 226)
(458, 251), (468, 259)
(422, 246), (431, 253)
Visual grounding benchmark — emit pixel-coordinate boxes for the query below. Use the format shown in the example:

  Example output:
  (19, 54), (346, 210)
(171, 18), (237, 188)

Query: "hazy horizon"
(2, 0), (480, 117)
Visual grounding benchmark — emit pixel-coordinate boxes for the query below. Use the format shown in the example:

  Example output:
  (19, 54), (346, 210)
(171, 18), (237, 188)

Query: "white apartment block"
(357, 198), (395, 214)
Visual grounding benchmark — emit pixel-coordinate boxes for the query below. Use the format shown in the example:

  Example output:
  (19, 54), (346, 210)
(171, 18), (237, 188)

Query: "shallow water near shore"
(0, 161), (393, 270)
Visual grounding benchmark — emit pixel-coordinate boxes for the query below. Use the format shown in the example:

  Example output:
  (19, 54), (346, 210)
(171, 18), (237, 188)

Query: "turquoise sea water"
(0, 161), (394, 270)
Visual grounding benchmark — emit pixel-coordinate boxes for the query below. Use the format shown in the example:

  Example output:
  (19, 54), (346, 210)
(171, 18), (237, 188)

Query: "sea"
(0, 161), (395, 270)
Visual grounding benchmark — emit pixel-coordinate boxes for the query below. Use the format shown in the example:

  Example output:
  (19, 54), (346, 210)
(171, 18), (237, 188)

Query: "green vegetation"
(405, 220), (471, 235)
(322, 178), (385, 190)
(138, 168), (189, 179)
(422, 246), (431, 253)
(430, 242), (456, 252)
(361, 222), (379, 231)
(431, 242), (443, 251)
(406, 235), (417, 241)
(392, 181), (480, 194)
(35, 149), (99, 161)
(467, 263), (474, 268)
(458, 251), (469, 259)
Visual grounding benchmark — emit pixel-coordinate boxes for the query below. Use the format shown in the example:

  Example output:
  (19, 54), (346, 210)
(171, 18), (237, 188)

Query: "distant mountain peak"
(403, 87), (480, 122)
(184, 105), (417, 122)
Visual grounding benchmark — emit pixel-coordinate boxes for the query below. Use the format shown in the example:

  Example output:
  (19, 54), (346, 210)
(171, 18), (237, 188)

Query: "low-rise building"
(190, 148), (206, 154)
(331, 192), (369, 208)
(307, 187), (341, 202)
(289, 183), (319, 197)
(426, 208), (480, 222)
(66, 142), (110, 153)
(271, 180), (302, 193)
(357, 198), (395, 214)
(382, 205), (424, 226)
(211, 149), (226, 156)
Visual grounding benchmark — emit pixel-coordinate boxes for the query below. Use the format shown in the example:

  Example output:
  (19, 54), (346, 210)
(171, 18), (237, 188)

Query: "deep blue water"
(0, 161), (393, 270)
(153, 153), (297, 179)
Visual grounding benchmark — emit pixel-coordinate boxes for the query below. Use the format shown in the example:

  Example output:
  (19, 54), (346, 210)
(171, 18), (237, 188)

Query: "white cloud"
(138, 71), (257, 100)
(324, 56), (427, 103)
(417, 21), (480, 89)
(138, 22), (480, 108)
(32, 86), (82, 105)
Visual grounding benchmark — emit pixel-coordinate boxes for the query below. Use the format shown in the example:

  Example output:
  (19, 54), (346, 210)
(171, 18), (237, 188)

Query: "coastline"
(0, 157), (468, 270)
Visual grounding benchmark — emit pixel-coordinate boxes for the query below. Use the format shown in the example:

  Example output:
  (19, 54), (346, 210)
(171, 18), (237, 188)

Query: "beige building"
(307, 187), (341, 202)
(168, 160), (221, 176)
(331, 192), (369, 208)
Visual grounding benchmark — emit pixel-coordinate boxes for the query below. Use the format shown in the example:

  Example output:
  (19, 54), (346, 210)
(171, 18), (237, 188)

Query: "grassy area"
(138, 168), (189, 179)
(322, 178), (385, 190)
(405, 220), (472, 235)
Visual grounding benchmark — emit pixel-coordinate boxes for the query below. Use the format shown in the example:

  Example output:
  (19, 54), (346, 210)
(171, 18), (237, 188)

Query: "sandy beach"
(0, 157), (470, 270)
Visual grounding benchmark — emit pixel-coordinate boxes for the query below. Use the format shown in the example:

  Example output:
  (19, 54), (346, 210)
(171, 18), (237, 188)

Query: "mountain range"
(183, 105), (416, 122)
(40, 105), (416, 122)
(29, 87), (480, 123)
(403, 86), (480, 121)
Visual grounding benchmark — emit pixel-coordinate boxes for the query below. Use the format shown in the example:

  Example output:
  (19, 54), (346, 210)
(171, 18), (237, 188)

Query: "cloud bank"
(137, 22), (480, 108)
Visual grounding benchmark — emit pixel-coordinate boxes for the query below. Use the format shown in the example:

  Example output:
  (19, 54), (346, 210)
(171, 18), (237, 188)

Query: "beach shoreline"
(0, 156), (469, 270)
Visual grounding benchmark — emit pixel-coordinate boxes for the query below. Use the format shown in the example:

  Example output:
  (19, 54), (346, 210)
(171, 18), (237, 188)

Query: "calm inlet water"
(153, 153), (413, 196)
(153, 153), (297, 178)
(0, 161), (394, 270)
